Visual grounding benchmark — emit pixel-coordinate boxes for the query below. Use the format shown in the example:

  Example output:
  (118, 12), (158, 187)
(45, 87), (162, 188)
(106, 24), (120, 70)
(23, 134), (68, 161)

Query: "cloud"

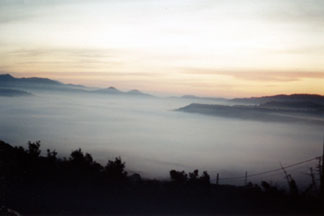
(8, 48), (116, 58)
(180, 68), (324, 82)
(259, 0), (324, 26)
(269, 45), (324, 55)
(4, 48), (122, 67)
(0, 13), (34, 24)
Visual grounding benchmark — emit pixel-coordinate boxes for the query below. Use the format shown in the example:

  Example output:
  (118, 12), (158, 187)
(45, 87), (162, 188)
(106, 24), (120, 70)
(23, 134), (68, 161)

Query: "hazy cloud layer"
(181, 68), (324, 82)
(1, 0), (324, 96)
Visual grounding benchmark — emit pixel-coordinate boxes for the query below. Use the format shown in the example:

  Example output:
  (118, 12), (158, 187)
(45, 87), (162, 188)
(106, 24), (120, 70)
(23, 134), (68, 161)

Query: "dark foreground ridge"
(0, 140), (323, 215)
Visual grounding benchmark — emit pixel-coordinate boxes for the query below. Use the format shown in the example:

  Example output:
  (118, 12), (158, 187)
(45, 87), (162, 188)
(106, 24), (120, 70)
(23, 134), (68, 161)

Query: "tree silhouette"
(1, 139), (322, 214)
(46, 149), (57, 161)
(104, 157), (127, 181)
(170, 170), (187, 183)
(27, 141), (41, 158)
(188, 169), (199, 183)
(199, 171), (210, 184)
(68, 148), (103, 177)
(170, 169), (210, 185)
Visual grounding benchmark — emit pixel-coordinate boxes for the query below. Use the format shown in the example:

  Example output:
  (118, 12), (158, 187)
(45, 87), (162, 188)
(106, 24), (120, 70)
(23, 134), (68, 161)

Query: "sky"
(0, 0), (324, 97)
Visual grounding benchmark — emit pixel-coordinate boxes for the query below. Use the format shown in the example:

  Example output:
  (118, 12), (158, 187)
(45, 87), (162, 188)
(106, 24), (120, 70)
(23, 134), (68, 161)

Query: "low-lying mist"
(0, 92), (323, 186)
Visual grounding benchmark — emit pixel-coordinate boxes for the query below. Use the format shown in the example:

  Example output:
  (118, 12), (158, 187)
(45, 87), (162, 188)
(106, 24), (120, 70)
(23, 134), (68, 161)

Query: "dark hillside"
(0, 140), (322, 215)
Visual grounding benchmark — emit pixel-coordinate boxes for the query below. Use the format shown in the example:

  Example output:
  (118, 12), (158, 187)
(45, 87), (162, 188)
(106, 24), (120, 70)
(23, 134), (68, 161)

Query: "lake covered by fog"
(0, 92), (323, 185)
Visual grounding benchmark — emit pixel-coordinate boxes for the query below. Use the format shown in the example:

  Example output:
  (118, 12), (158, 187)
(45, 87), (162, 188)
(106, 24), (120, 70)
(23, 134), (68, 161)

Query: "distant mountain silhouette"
(0, 73), (62, 86)
(2, 74), (322, 102)
(231, 94), (324, 105)
(260, 100), (324, 110)
(126, 89), (152, 97)
(92, 87), (152, 97)
(0, 88), (32, 97)
(176, 102), (324, 125)
(0, 73), (86, 92)
(0, 74), (153, 97)
(178, 94), (324, 122)
(93, 86), (123, 94)
(181, 94), (226, 101)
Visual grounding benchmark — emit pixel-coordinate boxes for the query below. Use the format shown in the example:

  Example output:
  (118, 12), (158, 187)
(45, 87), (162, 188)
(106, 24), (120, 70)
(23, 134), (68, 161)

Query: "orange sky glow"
(0, 0), (323, 97)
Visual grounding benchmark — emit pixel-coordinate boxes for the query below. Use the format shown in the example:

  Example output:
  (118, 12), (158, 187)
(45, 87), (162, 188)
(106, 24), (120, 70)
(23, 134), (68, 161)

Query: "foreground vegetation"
(0, 140), (323, 215)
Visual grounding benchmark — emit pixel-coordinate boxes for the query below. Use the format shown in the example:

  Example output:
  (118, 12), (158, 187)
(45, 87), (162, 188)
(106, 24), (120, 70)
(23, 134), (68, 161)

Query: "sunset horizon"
(1, 0), (324, 97)
(1, 1), (324, 214)
(1, 72), (323, 98)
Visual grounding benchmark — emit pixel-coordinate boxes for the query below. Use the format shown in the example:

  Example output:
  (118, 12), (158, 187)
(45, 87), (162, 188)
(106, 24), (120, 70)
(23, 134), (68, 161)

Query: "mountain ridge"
(231, 94), (324, 105)
(1, 74), (323, 99)
(176, 102), (324, 125)
(0, 74), (152, 97)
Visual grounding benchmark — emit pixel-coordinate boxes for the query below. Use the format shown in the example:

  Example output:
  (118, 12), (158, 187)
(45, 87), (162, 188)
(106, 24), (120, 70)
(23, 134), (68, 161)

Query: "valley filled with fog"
(0, 91), (323, 185)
